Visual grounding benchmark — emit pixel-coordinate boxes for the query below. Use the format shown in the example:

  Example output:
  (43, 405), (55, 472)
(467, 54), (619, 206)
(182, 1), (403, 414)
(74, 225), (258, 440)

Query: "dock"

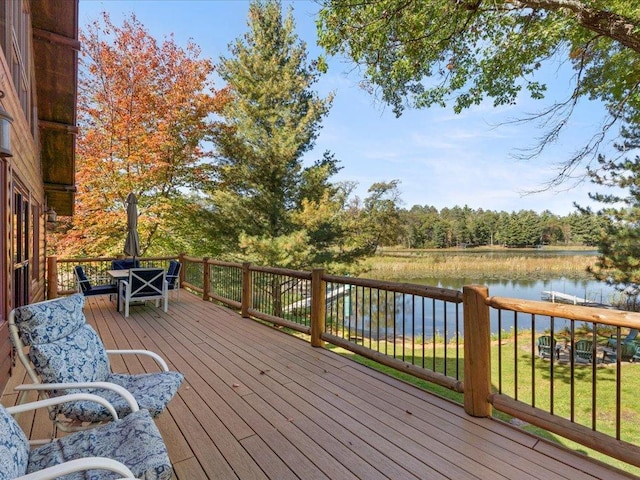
(541, 290), (602, 306)
(284, 284), (350, 312)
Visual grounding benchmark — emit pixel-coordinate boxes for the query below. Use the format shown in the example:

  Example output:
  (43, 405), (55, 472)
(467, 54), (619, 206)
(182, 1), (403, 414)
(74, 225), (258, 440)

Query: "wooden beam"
(310, 268), (326, 347)
(39, 119), (79, 134)
(463, 285), (492, 417)
(43, 183), (76, 192)
(32, 27), (81, 50)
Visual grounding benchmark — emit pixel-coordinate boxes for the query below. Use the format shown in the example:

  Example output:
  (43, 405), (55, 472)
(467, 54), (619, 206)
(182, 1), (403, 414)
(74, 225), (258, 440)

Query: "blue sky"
(79, 0), (618, 215)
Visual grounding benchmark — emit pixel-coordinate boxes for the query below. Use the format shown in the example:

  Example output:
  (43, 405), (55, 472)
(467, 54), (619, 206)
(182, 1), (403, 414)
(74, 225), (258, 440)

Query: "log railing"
(484, 293), (640, 467)
(48, 255), (640, 469)
(49, 255), (182, 298)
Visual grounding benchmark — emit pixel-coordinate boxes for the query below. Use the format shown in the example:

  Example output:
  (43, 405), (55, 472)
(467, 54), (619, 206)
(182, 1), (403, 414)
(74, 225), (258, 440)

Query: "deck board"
(2, 292), (636, 480)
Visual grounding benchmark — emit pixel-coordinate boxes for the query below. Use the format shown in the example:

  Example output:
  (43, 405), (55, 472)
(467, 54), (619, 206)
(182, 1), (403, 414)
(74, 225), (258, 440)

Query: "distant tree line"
(396, 206), (607, 249)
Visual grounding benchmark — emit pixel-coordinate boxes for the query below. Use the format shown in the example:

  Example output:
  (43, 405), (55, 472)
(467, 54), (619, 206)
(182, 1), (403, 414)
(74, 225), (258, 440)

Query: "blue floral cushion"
(55, 372), (185, 422)
(13, 294), (86, 345)
(14, 293), (184, 424)
(29, 323), (111, 385)
(0, 405), (29, 479)
(27, 408), (173, 480)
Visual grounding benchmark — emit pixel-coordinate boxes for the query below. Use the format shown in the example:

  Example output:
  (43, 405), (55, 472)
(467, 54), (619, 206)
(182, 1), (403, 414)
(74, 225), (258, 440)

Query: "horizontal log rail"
(491, 393), (640, 470)
(323, 273), (463, 303)
(48, 255), (640, 470)
(488, 295), (640, 328)
(249, 264), (312, 280)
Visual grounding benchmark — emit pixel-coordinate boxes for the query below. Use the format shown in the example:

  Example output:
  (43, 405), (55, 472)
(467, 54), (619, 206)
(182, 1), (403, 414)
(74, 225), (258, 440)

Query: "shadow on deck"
(2, 292), (633, 479)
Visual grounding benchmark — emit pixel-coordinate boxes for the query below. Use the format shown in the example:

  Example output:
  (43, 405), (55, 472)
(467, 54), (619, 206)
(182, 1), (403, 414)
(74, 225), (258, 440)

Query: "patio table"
(107, 269), (129, 312)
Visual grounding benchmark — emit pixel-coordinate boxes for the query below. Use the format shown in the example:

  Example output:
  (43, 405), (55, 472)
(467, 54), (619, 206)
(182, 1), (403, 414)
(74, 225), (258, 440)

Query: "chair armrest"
(16, 457), (136, 479)
(6, 393), (119, 420)
(14, 382), (140, 413)
(106, 349), (170, 372)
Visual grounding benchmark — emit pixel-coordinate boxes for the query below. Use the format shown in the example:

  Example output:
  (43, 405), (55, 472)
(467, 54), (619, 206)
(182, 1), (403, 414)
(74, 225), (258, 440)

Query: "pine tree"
(209, 0), (338, 268)
(583, 123), (640, 291)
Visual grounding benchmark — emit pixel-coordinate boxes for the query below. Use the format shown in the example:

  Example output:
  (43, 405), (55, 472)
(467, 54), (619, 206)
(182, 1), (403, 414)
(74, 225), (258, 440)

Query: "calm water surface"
(410, 275), (616, 304)
(382, 248), (610, 301)
(342, 250), (619, 339)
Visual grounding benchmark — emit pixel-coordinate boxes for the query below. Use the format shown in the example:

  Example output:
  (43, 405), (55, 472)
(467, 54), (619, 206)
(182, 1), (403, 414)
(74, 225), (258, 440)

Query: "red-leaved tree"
(52, 12), (228, 257)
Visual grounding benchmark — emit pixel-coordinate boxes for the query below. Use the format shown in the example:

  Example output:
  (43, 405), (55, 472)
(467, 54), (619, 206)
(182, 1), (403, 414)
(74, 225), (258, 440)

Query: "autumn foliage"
(53, 12), (228, 257)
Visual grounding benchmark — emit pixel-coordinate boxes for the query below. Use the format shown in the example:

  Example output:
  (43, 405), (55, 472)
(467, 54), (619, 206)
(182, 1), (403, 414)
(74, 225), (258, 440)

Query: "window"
(0, 0), (32, 127)
(10, 0), (30, 120)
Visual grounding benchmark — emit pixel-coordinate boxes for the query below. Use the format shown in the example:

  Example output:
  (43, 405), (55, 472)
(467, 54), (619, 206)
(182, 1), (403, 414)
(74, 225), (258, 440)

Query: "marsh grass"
(366, 249), (598, 280)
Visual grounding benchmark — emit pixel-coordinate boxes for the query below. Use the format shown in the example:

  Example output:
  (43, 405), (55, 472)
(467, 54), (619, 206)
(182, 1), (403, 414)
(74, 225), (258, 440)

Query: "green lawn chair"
(537, 335), (558, 359)
(573, 339), (594, 363)
(606, 328), (638, 349)
(602, 342), (638, 363)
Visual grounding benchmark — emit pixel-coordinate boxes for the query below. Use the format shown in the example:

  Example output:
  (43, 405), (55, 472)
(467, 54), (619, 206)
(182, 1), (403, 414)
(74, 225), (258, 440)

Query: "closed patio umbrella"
(124, 192), (141, 259)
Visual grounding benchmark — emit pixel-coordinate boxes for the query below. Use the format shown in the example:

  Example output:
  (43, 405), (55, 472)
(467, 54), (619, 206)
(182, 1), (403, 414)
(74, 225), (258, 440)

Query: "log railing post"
(310, 268), (326, 348)
(241, 262), (252, 318)
(46, 256), (58, 299)
(202, 257), (210, 301)
(178, 253), (186, 290)
(463, 284), (492, 417)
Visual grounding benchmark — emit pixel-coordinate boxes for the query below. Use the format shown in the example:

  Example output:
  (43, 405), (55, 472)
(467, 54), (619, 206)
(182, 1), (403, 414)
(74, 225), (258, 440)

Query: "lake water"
(409, 275), (616, 305)
(341, 250), (621, 339)
(379, 248), (613, 302)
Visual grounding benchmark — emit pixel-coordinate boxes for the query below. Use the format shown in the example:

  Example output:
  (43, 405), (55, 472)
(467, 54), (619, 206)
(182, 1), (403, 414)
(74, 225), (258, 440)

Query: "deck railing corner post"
(463, 284), (492, 417)
(203, 257), (211, 301)
(310, 268), (326, 347)
(241, 262), (252, 318)
(46, 255), (58, 299)
(178, 253), (186, 287)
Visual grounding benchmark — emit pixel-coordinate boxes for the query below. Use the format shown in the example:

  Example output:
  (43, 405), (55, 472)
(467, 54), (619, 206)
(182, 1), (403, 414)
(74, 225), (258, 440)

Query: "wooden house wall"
(0, 1), (56, 393)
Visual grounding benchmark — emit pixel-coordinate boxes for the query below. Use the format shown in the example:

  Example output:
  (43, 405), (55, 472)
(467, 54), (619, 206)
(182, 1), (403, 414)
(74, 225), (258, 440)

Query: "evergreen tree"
(582, 123), (640, 290)
(209, 0), (353, 270)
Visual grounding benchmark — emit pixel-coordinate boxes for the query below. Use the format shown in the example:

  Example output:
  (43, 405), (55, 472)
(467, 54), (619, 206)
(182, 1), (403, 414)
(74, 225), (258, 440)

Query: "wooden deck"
(2, 292), (635, 479)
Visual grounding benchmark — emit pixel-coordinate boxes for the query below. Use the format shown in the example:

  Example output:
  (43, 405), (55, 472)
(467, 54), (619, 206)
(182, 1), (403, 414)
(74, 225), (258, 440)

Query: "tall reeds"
(366, 252), (597, 280)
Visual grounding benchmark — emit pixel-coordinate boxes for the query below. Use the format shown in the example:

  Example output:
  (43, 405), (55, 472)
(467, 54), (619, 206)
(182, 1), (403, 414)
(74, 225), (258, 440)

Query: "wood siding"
(0, 0), (79, 393)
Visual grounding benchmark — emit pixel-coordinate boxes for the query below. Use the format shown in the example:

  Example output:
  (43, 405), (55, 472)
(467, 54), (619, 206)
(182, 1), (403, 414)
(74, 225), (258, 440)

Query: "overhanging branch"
(511, 0), (640, 53)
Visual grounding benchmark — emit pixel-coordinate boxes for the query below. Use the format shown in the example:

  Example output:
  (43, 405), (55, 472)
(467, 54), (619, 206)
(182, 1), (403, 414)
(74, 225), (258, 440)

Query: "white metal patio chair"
(0, 394), (172, 479)
(9, 294), (184, 433)
(119, 268), (168, 318)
